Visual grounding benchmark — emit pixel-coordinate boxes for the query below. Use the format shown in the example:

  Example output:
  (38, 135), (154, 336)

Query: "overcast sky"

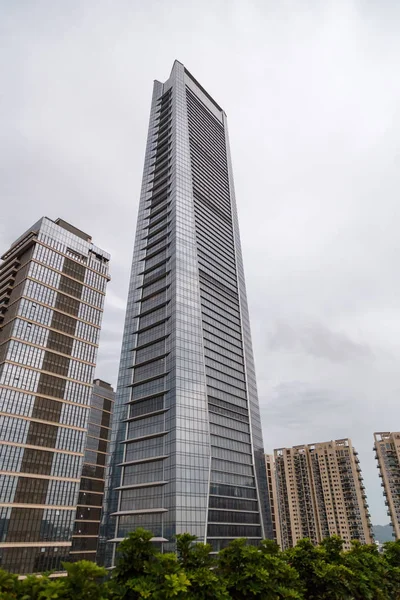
(2, 0), (400, 526)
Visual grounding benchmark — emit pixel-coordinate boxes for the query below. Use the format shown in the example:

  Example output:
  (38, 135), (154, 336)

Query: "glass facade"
(69, 379), (115, 563)
(0, 218), (110, 574)
(103, 61), (272, 564)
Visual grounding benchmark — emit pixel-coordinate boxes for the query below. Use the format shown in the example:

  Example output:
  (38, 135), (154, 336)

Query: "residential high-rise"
(70, 379), (115, 562)
(103, 61), (272, 563)
(264, 455), (281, 547)
(0, 217), (110, 574)
(275, 439), (373, 550)
(374, 432), (400, 539)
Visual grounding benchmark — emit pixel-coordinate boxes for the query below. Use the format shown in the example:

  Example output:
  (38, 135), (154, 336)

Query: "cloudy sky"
(2, 0), (400, 525)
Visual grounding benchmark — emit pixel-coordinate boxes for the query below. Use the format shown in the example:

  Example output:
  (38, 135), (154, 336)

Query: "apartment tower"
(103, 61), (272, 563)
(0, 217), (110, 574)
(264, 455), (281, 547)
(374, 432), (400, 539)
(275, 439), (373, 550)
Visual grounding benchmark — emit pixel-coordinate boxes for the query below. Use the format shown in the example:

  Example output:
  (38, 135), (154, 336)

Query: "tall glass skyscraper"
(0, 218), (110, 574)
(104, 61), (272, 562)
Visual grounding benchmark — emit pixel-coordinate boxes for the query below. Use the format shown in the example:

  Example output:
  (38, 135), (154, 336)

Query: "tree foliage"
(2, 531), (400, 599)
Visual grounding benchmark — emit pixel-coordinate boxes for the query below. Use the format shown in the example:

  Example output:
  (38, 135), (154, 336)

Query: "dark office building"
(0, 217), (110, 574)
(70, 379), (114, 562)
(103, 61), (272, 564)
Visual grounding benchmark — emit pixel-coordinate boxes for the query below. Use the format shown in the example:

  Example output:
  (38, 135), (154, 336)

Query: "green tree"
(343, 540), (391, 600)
(260, 539), (281, 556)
(176, 533), (229, 599)
(113, 528), (158, 585)
(382, 540), (400, 599)
(124, 553), (190, 600)
(17, 573), (53, 600)
(0, 568), (19, 600)
(319, 536), (344, 564)
(61, 561), (109, 599)
(284, 538), (354, 600)
(218, 538), (302, 599)
(176, 534), (214, 571)
(111, 530), (190, 599)
(0, 561), (108, 600)
(5, 530), (400, 600)
(383, 538), (400, 567)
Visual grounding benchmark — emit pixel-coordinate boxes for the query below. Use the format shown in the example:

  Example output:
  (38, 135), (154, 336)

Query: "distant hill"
(373, 524), (395, 543)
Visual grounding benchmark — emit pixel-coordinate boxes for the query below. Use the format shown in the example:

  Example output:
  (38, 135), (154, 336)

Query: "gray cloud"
(268, 320), (373, 362)
(1, 0), (400, 525)
(262, 381), (346, 428)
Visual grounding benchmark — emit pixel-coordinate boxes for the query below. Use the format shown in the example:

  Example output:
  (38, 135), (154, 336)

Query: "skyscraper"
(70, 379), (115, 562)
(275, 439), (373, 550)
(0, 217), (110, 574)
(374, 432), (400, 539)
(264, 455), (281, 547)
(104, 61), (271, 563)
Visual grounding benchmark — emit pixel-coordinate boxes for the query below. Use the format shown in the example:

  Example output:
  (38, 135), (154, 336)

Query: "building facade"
(103, 61), (272, 564)
(0, 217), (110, 574)
(275, 439), (373, 550)
(70, 379), (115, 562)
(264, 455), (281, 547)
(374, 432), (400, 539)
